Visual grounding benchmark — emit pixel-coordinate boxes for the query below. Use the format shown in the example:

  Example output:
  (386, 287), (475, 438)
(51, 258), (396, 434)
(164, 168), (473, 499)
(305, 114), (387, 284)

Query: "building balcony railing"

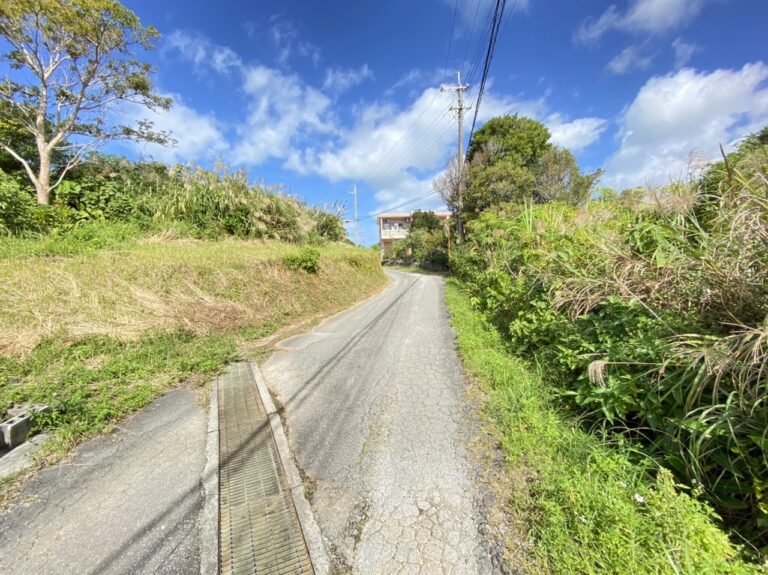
(381, 228), (409, 239)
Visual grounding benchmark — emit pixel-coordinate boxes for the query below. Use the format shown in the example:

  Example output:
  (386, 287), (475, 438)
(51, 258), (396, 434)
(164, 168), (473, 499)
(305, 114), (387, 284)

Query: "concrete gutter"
(200, 380), (219, 575)
(250, 362), (331, 575)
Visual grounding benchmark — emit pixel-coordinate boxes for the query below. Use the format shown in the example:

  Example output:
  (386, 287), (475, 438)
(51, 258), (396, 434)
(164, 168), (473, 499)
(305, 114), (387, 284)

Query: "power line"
(362, 190), (442, 221)
(460, 0), (484, 74)
(468, 0), (511, 146)
(360, 118), (456, 219)
(464, 5), (497, 88)
(442, 0), (459, 82)
(354, 2), (467, 190)
(362, 105), (453, 185)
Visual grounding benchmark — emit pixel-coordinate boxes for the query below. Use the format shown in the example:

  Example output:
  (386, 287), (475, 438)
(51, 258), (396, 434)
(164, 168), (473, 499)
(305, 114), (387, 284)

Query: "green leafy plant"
(283, 247), (321, 273)
(453, 127), (768, 555)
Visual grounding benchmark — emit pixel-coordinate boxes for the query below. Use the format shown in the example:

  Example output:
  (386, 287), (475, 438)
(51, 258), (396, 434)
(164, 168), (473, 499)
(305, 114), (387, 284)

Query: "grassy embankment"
(0, 231), (385, 469)
(445, 280), (761, 575)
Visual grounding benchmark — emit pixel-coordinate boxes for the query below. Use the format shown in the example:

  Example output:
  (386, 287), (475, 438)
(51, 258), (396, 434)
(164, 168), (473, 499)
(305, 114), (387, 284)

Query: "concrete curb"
(200, 380), (219, 575)
(0, 432), (49, 481)
(249, 362), (331, 575)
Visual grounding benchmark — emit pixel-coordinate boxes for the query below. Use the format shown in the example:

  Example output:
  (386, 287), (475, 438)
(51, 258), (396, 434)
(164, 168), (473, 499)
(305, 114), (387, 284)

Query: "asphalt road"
(263, 270), (503, 574)
(0, 389), (207, 575)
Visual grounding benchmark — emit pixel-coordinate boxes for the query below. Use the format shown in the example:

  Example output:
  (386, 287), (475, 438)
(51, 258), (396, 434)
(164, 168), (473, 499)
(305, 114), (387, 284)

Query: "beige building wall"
(377, 211), (452, 260)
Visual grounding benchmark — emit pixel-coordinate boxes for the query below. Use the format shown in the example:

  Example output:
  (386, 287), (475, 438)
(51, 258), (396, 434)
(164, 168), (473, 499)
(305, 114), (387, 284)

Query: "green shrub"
(1, 155), (335, 244)
(313, 210), (346, 242)
(0, 220), (141, 258)
(446, 281), (760, 573)
(0, 170), (37, 234)
(283, 247), (321, 273)
(454, 150), (768, 553)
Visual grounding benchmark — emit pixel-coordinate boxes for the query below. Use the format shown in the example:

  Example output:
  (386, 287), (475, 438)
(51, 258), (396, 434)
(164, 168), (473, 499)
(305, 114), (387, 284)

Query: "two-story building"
(377, 211), (452, 260)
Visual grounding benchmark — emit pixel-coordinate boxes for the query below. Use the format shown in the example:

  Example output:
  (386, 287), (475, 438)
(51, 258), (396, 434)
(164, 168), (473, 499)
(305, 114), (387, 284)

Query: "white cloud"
(164, 30), (242, 74)
(547, 115), (607, 151)
(469, 90), (606, 151)
(163, 30), (334, 167)
(576, 0), (705, 43)
(323, 64), (374, 95)
(287, 83), (605, 214)
(672, 37), (698, 68)
(161, 29), (605, 218)
(268, 15), (321, 67)
(603, 62), (768, 190)
(232, 66), (334, 165)
(384, 68), (447, 97)
(606, 44), (655, 75)
(127, 94), (229, 163)
(289, 88), (456, 186)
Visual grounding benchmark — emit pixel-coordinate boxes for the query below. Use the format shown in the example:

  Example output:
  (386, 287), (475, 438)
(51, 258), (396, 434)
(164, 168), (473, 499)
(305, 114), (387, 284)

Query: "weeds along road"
(263, 270), (504, 575)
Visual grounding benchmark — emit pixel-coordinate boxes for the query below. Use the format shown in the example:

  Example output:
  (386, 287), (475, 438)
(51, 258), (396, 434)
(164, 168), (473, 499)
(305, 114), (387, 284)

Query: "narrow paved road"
(263, 271), (502, 574)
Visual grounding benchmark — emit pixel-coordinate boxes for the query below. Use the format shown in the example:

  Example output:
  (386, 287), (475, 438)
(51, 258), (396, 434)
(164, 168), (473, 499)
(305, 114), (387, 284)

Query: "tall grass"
(445, 281), (760, 574)
(1, 157), (347, 243)
(452, 139), (768, 554)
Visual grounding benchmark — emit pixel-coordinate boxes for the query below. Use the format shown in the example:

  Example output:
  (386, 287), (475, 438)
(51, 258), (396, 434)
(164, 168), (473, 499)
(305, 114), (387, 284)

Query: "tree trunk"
(36, 146), (51, 205)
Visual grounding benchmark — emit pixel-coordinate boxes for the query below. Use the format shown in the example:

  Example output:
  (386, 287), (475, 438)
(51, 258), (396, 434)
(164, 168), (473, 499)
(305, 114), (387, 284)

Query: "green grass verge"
(444, 279), (762, 575)
(0, 327), (269, 459)
(0, 231), (385, 472)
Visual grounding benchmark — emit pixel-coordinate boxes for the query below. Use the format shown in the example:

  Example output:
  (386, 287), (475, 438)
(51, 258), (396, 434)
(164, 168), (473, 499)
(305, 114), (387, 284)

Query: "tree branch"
(0, 143), (38, 186)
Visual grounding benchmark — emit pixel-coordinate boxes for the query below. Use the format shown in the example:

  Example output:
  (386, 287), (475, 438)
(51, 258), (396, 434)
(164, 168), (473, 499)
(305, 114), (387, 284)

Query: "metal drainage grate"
(218, 362), (313, 575)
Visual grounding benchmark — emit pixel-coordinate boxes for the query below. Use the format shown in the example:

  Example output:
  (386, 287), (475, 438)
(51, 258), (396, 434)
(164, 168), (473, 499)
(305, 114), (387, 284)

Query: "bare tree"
(0, 0), (172, 204)
(433, 154), (465, 236)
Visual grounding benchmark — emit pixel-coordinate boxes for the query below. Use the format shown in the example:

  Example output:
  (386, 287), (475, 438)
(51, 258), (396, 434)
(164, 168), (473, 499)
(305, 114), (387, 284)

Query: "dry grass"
(0, 238), (385, 356)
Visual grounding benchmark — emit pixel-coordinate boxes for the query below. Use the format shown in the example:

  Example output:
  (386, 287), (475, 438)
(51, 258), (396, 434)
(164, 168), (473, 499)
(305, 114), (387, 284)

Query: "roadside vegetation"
(447, 281), (759, 574)
(0, 233), (383, 462)
(446, 116), (768, 570)
(0, 154), (381, 463)
(387, 209), (450, 270)
(0, 0), (387, 507)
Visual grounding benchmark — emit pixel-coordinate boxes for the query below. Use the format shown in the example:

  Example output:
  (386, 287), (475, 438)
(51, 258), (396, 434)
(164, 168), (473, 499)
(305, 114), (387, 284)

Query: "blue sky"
(116, 0), (768, 244)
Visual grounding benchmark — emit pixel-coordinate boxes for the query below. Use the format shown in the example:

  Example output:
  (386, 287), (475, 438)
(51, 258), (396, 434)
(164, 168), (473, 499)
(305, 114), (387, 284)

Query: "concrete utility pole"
(441, 71), (470, 240)
(349, 184), (359, 245)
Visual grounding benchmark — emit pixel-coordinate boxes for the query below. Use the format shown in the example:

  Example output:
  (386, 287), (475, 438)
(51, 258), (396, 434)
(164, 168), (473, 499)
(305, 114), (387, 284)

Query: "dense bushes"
(446, 281), (760, 574)
(0, 155), (346, 243)
(388, 209), (450, 269)
(453, 133), (768, 555)
(0, 170), (37, 234)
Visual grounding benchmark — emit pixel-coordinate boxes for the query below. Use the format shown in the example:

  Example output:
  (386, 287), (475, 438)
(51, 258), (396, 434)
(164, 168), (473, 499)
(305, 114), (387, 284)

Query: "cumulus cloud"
(384, 68), (447, 97)
(576, 0), (705, 44)
(547, 115), (608, 151)
(163, 30), (335, 167)
(602, 62), (768, 190)
(161, 28), (605, 217)
(232, 66), (334, 165)
(323, 64), (374, 95)
(467, 91), (606, 151)
(288, 88), (456, 186)
(126, 94), (229, 163)
(286, 83), (605, 214)
(606, 44), (655, 75)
